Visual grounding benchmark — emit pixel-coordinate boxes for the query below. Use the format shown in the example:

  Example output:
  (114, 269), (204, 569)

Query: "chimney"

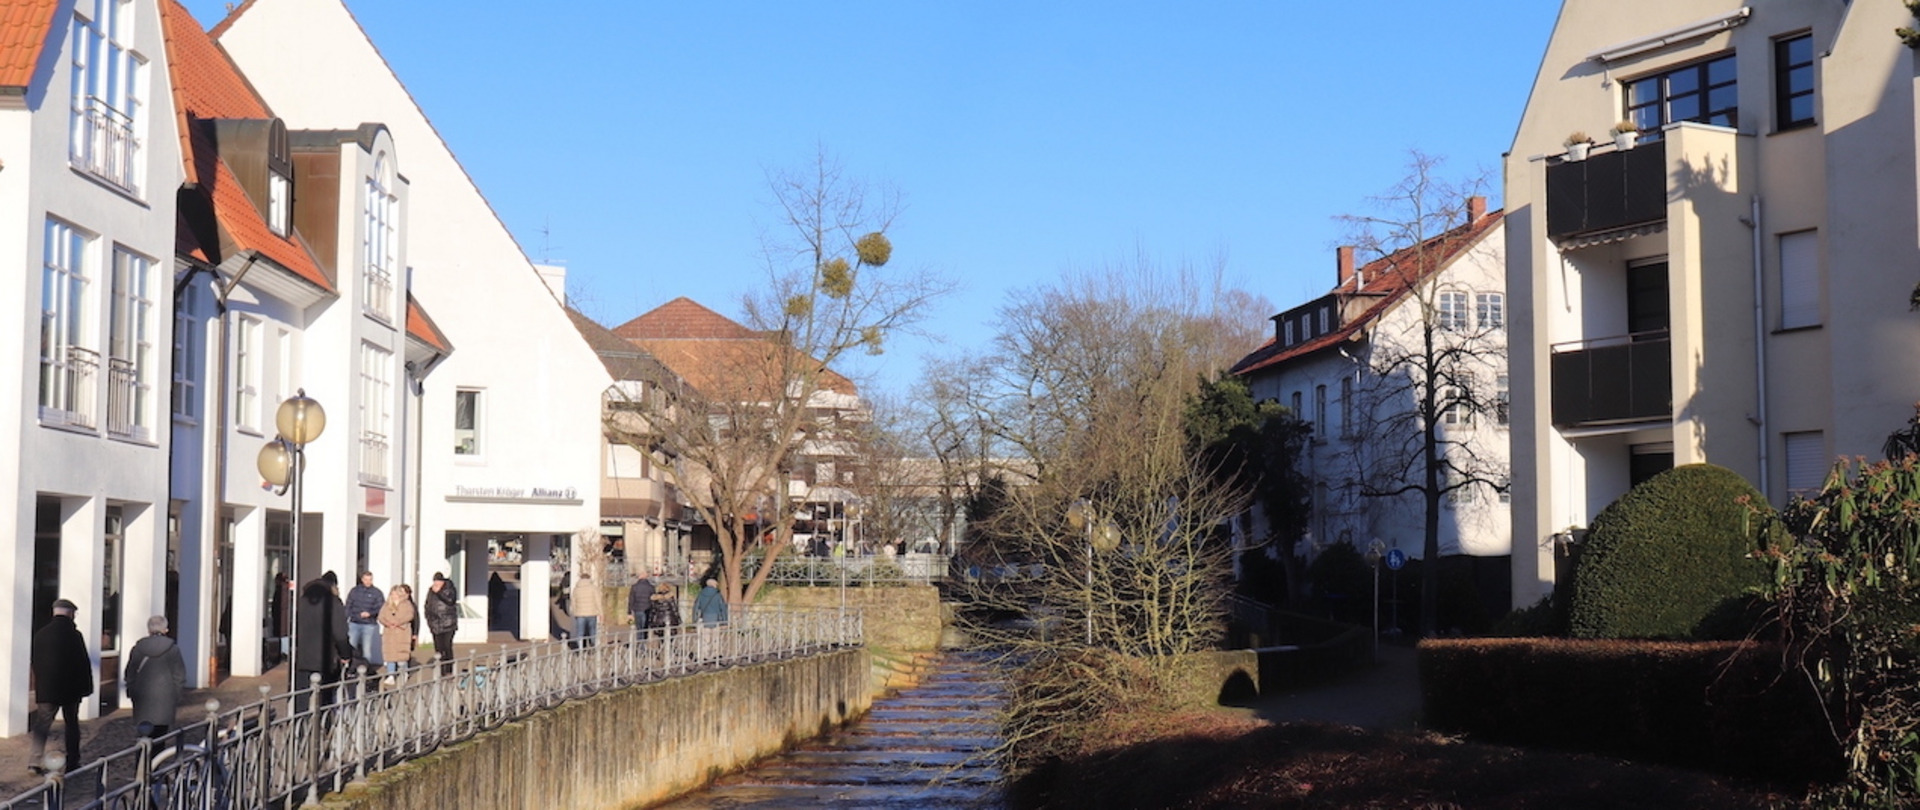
(1336, 245), (1356, 289)
(1466, 195), (1487, 225)
(535, 263), (567, 303)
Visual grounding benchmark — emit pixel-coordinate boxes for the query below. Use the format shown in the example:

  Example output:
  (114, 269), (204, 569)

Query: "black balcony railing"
(1546, 140), (1667, 239)
(1550, 331), (1671, 428)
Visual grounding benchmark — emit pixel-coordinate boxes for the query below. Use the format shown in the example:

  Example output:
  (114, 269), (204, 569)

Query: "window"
(1318, 306), (1330, 334)
(1784, 431), (1827, 497)
(454, 389), (482, 455)
(172, 282), (198, 419)
(1444, 468), (1476, 506)
(107, 248), (153, 439)
(358, 343), (393, 485)
(235, 316), (260, 431)
(1476, 293), (1504, 331)
(1314, 385), (1327, 438)
(1437, 291), (1469, 331)
(1494, 373), (1510, 426)
(1440, 384), (1473, 428)
(1290, 391), (1303, 419)
(41, 218), (96, 427)
(362, 154), (397, 323)
(70, 0), (145, 192)
(1625, 54), (1737, 137)
(1498, 477), (1512, 504)
(267, 120), (291, 236)
(1779, 230), (1820, 329)
(1775, 34), (1814, 130)
(1283, 320), (1294, 346)
(1340, 377), (1355, 437)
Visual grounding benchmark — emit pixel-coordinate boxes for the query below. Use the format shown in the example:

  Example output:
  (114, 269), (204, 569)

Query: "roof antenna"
(538, 216), (564, 265)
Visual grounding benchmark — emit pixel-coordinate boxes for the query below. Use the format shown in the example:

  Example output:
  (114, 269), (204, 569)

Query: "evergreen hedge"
(1568, 463), (1772, 639)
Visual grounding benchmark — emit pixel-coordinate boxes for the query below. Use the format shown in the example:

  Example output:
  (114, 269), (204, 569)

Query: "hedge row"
(1419, 638), (1839, 782)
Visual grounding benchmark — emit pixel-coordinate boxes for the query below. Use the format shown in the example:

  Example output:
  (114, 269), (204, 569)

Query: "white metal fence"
(3, 608), (861, 810)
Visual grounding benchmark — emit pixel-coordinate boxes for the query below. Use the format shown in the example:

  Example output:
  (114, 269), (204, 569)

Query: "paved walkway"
(1247, 642), (1423, 731)
(0, 633), (538, 798)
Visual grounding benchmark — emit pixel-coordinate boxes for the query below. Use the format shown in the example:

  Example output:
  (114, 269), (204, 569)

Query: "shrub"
(1307, 541), (1371, 624)
(1569, 464), (1773, 639)
(1489, 595), (1567, 637)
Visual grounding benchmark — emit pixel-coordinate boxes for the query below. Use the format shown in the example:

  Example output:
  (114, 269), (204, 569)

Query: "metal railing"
(742, 553), (949, 586)
(40, 345), (100, 430)
(73, 98), (141, 193)
(2, 608), (861, 810)
(357, 432), (389, 487)
(105, 356), (144, 440)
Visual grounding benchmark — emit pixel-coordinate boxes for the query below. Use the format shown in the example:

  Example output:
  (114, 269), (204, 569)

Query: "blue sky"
(186, 1), (1562, 398)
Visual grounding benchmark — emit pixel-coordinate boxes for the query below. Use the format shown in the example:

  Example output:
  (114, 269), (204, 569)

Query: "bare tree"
(1331, 152), (1507, 637)
(607, 148), (952, 607)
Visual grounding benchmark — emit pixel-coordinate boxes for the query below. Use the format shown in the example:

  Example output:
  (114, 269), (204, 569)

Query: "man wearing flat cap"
(28, 598), (92, 774)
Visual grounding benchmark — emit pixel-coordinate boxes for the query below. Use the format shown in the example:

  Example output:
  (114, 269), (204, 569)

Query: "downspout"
(1744, 196), (1770, 498)
(403, 351), (445, 592)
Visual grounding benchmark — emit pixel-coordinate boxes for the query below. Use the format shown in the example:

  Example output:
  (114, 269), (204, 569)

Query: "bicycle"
(143, 727), (232, 810)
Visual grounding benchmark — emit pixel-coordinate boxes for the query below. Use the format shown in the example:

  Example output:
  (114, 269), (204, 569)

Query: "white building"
(0, 0), (185, 732)
(1505, 2), (1920, 608)
(212, 0), (608, 640)
(1233, 201), (1511, 567)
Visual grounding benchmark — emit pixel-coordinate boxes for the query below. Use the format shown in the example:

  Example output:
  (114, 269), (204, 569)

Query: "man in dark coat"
(124, 615), (186, 737)
(627, 571), (656, 632)
(294, 572), (353, 710)
(28, 598), (92, 774)
(424, 572), (460, 675)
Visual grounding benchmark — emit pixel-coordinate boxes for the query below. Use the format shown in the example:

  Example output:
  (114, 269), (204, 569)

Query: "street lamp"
(1067, 498), (1120, 647)
(257, 389), (326, 693)
(1365, 539), (1386, 662)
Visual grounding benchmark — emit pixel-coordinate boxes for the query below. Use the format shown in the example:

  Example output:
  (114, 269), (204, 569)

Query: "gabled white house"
(0, 0), (185, 732)
(212, 0), (607, 641)
(1504, 1), (1920, 610)
(1233, 201), (1511, 571)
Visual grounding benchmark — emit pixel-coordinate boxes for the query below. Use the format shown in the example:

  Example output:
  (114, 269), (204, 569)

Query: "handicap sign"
(1385, 549), (1407, 571)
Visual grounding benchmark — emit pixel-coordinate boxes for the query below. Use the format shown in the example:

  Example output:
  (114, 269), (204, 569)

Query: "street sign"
(1385, 549), (1407, 571)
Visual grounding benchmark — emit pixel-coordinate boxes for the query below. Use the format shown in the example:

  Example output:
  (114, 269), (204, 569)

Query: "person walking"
(344, 571), (384, 669)
(294, 572), (353, 710)
(627, 569), (656, 634)
(379, 585), (415, 679)
(647, 582), (681, 631)
(27, 598), (92, 774)
(693, 579), (728, 626)
(424, 573), (459, 676)
(571, 572), (602, 646)
(124, 615), (186, 738)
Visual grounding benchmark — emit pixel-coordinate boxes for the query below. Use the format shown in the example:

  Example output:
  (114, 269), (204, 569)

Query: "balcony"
(72, 97), (140, 194)
(1546, 140), (1667, 240)
(359, 431), (390, 487)
(1550, 331), (1671, 428)
(105, 356), (147, 441)
(40, 346), (99, 430)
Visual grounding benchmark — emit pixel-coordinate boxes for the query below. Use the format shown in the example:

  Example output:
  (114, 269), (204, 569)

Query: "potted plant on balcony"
(1564, 131), (1594, 162)
(1612, 120), (1639, 151)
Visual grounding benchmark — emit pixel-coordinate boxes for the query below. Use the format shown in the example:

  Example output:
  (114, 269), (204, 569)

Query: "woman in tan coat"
(379, 585), (416, 676)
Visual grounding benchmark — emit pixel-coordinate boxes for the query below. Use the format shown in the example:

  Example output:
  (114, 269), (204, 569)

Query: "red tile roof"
(0, 0), (58, 89)
(159, 0), (330, 292)
(405, 293), (451, 354)
(1231, 210), (1504, 377)
(614, 297), (760, 340)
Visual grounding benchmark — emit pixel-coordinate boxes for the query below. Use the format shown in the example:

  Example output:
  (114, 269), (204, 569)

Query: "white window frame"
(1283, 319), (1294, 346)
(41, 218), (97, 428)
(1314, 384), (1327, 439)
(1437, 290), (1469, 331)
(1784, 430), (1827, 497)
(1440, 383), (1474, 428)
(1476, 292), (1504, 331)
(1494, 373), (1510, 427)
(1340, 376), (1355, 438)
(358, 342), (393, 486)
(454, 388), (484, 458)
(361, 155), (398, 324)
(235, 315), (261, 433)
(107, 247), (154, 440)
(1779, 230), (1820, 329)
(70, 0), (145, 194)
(1318, 306), (1330, 334)
(172, 281), (198, 421)
(268, 172), (291, 237)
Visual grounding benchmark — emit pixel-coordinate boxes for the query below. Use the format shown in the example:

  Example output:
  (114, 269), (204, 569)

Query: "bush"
(1489, 595), (1567, 637)
(1569, 464), (1773, 640)
(1307, 541), (1371, 624)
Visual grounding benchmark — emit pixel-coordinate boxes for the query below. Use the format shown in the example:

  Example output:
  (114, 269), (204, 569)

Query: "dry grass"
(1010, 712), (1808, 809)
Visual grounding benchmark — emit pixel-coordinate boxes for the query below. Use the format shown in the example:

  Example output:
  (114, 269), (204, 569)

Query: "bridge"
(3, 608), (868, 810)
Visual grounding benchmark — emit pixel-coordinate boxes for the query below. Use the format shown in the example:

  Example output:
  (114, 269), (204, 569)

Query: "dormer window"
(267, 119), (292, 236)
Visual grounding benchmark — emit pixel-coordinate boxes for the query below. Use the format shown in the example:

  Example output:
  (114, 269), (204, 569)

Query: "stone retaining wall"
(320, 649), (870, 810)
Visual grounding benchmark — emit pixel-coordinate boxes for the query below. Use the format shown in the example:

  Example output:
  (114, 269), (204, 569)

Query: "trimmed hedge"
(1420, 638), (1838, 782)
(1570, 463), (1771, 639)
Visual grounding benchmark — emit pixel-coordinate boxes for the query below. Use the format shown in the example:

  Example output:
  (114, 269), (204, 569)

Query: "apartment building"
(1505, 1), (1920, 608)
(212, 0), (608, 641)
(0, 0), (184, 732)
(1233, 203), (1511, 566)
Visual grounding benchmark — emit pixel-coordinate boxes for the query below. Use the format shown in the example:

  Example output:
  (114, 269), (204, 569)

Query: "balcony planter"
(1612, 121), (1638, 151)
(1565, 131), (1594, 162)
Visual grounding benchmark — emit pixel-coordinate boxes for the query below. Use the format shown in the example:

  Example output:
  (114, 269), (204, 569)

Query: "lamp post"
(257, 389), (326, 693)
(1067, 498), (1120, 647)
(1365, 539), (1386, 663)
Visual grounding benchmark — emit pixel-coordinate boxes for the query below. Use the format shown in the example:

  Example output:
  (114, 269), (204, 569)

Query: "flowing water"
(657, 653), (1006, 809)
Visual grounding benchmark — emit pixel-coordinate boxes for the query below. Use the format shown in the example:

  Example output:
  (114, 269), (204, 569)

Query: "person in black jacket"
(294, 572), (353, 711)
(28, 598), (92, 774)
(627, 570), (656, 633)
(424, 573), (460, 675)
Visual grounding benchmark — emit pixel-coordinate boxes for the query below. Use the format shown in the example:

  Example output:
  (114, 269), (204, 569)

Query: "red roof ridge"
(613, 297), (759, 340)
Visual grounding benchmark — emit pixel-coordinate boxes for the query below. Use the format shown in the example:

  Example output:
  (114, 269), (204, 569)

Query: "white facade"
(1243, 217), (1512, 566)
(0, 0), (184, 732)
(214, 0), (607, 640)
(1505, 1), (1920, 609)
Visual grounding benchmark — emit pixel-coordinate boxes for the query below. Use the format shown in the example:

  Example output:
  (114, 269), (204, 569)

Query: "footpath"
(1247, 641), (1423, 731)
(0, 632), (536, 798)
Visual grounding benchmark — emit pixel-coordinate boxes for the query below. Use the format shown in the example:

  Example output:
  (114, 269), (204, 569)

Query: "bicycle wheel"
(147, 744), (231, 810)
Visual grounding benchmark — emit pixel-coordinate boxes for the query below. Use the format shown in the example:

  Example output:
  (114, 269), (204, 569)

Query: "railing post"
(200, 698), (222, 810)
(303, 672), (323, 807)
